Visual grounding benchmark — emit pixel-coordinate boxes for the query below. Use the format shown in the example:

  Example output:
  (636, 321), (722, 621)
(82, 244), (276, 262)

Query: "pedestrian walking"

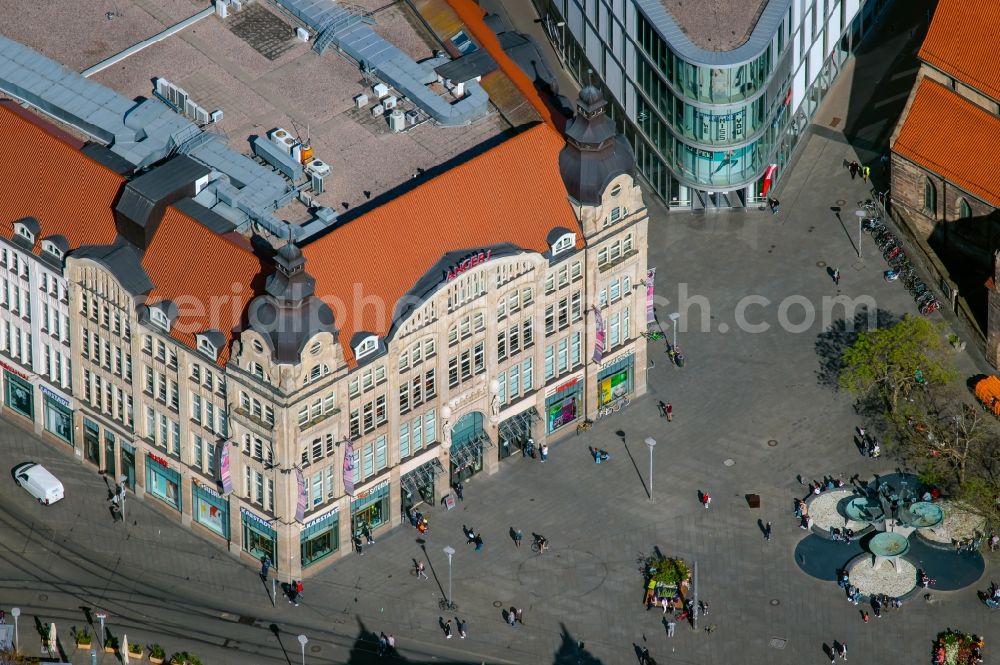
(454, 482), (464, 501)
(377, 632), (388, 657)
(701, 491), (711, 509)
(838, 642), (848, 660)
(287, 582), (300, 607)
(260, 555), (271, 580)
(353, 534), (364, 555)
(387, 634), (395, 652)
(540, 443), (548, 462)
(295, 579), (304, 599)
(661, 596), (670, 614)
(515, 607), (524, 624)
(457, 618), (467, 639)
(849, 161), (859, 179)
(990, 532), (999, 552)
(832, 269), (841, 285)
(514, 529), (523, 547)
(417, 517), (428, 534)
(861, 165), (871, 182)
(862, 611), (870, 623)
(769, 198), (780, 215)
(444, 619), (453, 639)
(665, 402), (673, 422)
(362, 523), (375, 545)
(507, 608), (517, 626)
(474, 534), (484, 551)
(416, 560), (428, 579)
(764, 521), (772, 541)
(666, 620), (676, 637)
(698, 600), (708, 616)
(465, 526), (477, 544)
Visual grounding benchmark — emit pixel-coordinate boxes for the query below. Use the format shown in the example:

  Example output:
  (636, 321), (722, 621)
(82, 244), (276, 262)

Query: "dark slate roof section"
(72, 238), (154, 295)
(116, 155), (210, 229)
(546, 226), (574, 245)
(43, 235), (70, 254)
(173, 198), (236, 235)
(633, 0), (790, 66)
(559, 88), (635, 205)
(434, 50), (499, 83)
(200, 329), (226, 350)
(80, 143), (137, 176)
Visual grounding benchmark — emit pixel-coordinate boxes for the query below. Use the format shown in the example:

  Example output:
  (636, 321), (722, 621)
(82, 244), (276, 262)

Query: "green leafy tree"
(839, 315), (955, 413)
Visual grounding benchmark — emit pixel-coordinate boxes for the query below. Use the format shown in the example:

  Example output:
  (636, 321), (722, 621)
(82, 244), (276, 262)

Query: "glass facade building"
(535, 0), (893, 208)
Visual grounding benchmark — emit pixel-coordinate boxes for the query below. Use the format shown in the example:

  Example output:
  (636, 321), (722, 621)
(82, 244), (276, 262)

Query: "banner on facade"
(218, 442), (233, 495)
(646, 268), (656, 326)
(593, 306), (605, 364)
(295, 467), (306, 523)
(343, 440), (356, 496)
(761, 164), (778, 196)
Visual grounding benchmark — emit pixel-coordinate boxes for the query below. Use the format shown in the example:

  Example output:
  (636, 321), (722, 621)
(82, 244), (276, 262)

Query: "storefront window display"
(449, 412), (486, 485)
(546, 379), (582, 433)
(193, 483), (229, 539)
(498, 409), (537, 459)
(41, 387), (73, 444)
(352, 480), (390, 536)
(84, 418), (100, 466)
(301, 507), (339, 567)
(104, 431), (116, 479)
(241, 507), (277, 563)
(146, 453), (181, 510)
(121, 442), (136, 491)
(4, 370), (33, 419)
(598, 353), (635, 407)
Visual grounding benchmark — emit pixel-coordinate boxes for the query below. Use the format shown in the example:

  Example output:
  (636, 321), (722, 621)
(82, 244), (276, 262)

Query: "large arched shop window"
(958, 198), (972, 219)
(924, 178), (937, 216)
(451, 412), (484, 449)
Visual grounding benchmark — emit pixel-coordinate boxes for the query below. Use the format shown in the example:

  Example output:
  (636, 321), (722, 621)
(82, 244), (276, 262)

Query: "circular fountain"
(843, 496), (885, 525)
(900, 501), (944, 529)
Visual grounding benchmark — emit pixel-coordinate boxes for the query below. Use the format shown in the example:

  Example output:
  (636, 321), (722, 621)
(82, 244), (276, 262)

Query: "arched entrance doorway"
(450, 411), (489, 485)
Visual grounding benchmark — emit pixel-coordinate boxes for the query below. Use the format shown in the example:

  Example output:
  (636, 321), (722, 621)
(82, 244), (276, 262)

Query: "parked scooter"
(884, 269), (900, 281)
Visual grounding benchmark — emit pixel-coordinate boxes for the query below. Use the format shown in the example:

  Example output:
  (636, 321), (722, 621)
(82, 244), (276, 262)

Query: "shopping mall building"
(534, 0), (893, 208)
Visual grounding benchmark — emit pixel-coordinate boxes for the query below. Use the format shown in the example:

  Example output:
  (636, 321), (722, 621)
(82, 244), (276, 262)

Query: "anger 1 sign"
(447, 250), (492, 281)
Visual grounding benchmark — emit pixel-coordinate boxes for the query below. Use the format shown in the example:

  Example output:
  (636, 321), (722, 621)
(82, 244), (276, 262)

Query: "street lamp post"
(854, 209), (865, 258)
(10, 607), (19, 653)
(442, 546), (456, 607)
(95, 611), (106, 647)
(297, 634), (308, 665)
(644, 438), (656, 501)
(556, 21), (566, 67)
(668, 312), (680, 349)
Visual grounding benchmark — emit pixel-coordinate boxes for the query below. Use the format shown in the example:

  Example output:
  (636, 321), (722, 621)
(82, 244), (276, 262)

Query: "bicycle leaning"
(530, 535), (549, 554)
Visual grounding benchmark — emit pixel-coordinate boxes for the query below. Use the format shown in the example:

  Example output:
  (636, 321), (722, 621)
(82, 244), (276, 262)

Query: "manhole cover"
(767, 439), (778, 447)
(37, 594), (47, 601)
(723, 458), (735, 467)
(769, 637), (787, 649)
(770, 599), (780, 606)
(310, 645), (321, 654)
(836, 199), (847, 206)
(493, 601), (503, 608)
(238, 616), (256, 625)
(852, 260), (865, 271)
(816, 260), (827, 268)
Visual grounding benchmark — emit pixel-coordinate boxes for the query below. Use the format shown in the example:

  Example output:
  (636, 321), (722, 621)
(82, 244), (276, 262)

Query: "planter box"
(105, 646), (118, 653)
(75, 641), (93, 649)
(128, 649), (144, 659)
(150, 657), (165, 665)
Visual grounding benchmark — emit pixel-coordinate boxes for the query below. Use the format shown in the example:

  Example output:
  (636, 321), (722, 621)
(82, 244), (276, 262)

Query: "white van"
(12, 462), (65, 505)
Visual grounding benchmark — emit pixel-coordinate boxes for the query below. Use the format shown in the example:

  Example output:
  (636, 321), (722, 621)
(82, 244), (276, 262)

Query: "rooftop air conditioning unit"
(389, 109), (406, 133)
(311, 170), (327, 194)
(216, 0), (228, 18)
(296, 27), (310, 42)
(230, 0), (243, 9)
(210, 109), (224, 123)
(372, 83), (389, 99)
(307, 160), (331, 178)
(383, 95), (398, 110)
(371, 103), (385, 117)
(354, 93), (369, 108)
(269, 128), (292, 148)
(280, 136), (297, 156)
(404, 109), (420, 126)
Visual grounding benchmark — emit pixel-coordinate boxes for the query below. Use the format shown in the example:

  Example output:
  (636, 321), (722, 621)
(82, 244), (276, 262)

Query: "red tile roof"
(919, 0), (1000, 102)
(892, 77), (1000, 208)
(0, 102), (124, 252)
(141, 207), (264, 365)
(303, 123), (580, 364)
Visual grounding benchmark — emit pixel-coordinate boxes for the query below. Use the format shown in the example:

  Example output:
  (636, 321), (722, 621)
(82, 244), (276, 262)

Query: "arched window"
(959, 198), (972, 219)
(923, 179), (937, 215)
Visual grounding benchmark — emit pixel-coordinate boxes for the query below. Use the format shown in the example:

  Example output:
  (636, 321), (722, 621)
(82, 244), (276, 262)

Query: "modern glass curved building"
(535, 0), (893, 208)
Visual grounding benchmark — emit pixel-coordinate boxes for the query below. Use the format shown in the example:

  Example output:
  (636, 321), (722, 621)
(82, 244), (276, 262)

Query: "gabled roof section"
(919, 0), (1000, 102)
(303, 123), (580, 365)
(141, 206), (265, 365)
(892, 77), (1000, 208)
(0, 102), (124, 254)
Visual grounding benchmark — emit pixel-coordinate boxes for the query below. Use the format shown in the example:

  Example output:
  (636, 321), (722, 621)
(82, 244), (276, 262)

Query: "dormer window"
(42, 241), (63, 258)
(196, 335), (218, 359)
(150, 307), (170, 331)
(14, 225), (34, 243)
(551, 232), (576, 256)
(355, 335), (378, 359)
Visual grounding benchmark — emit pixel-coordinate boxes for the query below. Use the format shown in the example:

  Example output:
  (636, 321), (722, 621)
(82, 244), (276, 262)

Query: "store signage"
(354, 478), (389, 499)
(304, 505), (340, 530)
(39, 385), (70, 408)
(446, 250), (492, 281)
(601, 349), (635, 370)
(554, 378), (578, 393)
(148, 452), (169, 468)
(240, 506), (272, 530)
(196, 481), (222, 499)
(0, 361), (29, 381)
